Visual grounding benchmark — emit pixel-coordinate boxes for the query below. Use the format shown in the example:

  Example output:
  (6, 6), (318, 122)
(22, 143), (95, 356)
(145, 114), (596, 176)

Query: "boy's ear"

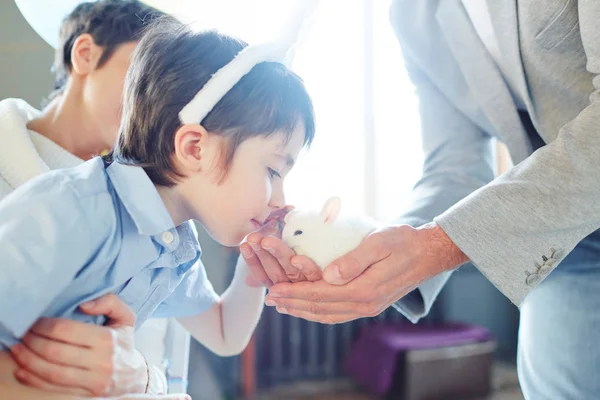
(71, 33), (102, 76)
(173, 123), (211, 173)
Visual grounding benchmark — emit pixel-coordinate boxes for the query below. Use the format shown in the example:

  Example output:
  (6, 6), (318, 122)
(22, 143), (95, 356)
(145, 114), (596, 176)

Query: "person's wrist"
(416, 222), (469, 274)
(128, 347), (150, 394)
(145, 361), (168, 395)
(143, 355), (150, 393)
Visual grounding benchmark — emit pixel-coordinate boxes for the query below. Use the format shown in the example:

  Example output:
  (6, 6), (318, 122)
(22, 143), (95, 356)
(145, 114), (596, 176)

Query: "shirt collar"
(105, 161), (175, 237)
(105, 161), (202, 258)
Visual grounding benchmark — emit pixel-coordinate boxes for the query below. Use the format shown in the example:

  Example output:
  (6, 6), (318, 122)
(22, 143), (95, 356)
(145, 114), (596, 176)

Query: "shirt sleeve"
(152, 258), (220, 318)
(434, 2), (600, 306)
(0, 179), (101, 338)
(388, 51), (496, 322)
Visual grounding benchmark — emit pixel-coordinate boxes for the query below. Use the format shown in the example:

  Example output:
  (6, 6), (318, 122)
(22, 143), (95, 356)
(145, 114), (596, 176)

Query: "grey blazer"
(390, 0), (600, 321)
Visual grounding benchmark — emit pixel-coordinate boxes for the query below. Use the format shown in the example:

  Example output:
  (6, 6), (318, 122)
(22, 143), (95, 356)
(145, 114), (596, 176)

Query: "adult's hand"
(263, 223), (468, 323)
(241, 206), (323, 287)
(11, 294), (150, 397)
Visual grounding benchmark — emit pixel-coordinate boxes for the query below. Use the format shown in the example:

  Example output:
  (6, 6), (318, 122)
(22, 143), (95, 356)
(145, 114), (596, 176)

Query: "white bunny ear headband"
(178, 0), (320, 125)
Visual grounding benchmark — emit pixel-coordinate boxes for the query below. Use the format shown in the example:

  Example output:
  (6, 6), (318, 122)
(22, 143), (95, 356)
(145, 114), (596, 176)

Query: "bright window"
(144, 0), (423, 221)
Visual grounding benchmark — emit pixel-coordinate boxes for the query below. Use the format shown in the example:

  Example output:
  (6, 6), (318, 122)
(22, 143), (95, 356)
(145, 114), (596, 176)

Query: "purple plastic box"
(345, 322), (496, 400)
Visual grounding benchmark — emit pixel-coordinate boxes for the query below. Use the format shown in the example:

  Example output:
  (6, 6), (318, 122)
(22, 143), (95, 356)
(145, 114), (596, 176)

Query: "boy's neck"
(26, 86), (111, 161)
(155, 184), (193, 227)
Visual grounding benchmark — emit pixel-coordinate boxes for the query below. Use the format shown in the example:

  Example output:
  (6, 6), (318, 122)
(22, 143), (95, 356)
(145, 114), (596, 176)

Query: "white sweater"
(0, 98), (81, 200)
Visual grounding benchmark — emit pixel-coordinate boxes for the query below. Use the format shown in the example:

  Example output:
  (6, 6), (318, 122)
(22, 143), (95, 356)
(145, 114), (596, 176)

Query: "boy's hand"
(11, 294), (151, 397)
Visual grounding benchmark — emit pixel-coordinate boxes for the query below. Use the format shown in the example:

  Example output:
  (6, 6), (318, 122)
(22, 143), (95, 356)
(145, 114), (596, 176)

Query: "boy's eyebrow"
(275, 153), (295, 167)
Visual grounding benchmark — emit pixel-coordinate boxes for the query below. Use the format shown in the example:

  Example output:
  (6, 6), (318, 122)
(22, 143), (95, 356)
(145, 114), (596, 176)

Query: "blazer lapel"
(435, 0), (531, 164)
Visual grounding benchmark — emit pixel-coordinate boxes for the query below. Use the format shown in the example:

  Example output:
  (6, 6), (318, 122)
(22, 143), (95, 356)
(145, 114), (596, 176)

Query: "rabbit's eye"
(294, 230), (303, 236)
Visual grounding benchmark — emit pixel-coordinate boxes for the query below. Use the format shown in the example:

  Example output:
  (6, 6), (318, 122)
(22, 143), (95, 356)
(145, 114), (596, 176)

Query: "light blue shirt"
(0, 158), (219, 350)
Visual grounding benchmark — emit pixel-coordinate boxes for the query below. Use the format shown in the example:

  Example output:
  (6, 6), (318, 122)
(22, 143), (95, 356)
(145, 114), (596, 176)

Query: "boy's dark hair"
(50, 0), (162, 99)
(111, 18), (316, 187)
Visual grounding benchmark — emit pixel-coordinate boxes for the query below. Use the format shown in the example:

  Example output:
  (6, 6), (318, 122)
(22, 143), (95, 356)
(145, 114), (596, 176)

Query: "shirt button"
(162, 231), (174, 244)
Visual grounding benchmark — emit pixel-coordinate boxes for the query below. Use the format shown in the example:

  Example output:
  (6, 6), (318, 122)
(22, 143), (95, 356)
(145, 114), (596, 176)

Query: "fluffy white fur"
(282, 197), (377, 270)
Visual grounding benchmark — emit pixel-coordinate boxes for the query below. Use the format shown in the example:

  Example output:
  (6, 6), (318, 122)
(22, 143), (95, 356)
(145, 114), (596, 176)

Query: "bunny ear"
(319, 197), (342, 224)
(284, 210), (299, 224)
(279, 0), (320, 67)
(179, 0), (321, 125)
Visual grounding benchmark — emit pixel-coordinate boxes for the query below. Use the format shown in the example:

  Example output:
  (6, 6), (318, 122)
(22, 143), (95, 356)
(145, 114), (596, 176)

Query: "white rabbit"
(281, 197), (377, 270)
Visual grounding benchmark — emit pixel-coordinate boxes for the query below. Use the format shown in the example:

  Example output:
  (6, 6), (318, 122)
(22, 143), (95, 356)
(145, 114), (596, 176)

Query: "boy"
(0, 15), (314, 399)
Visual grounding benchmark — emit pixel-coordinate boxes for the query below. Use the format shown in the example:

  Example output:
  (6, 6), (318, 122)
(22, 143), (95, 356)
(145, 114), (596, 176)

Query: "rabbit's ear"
(284, 210), (299, 224)
(319, 197), (341, 224)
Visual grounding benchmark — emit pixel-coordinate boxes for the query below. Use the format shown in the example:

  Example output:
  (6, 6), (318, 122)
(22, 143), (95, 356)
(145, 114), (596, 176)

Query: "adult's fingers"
(20, 331), (95, 370)
(241, 242), (272, 288)
(80, 293), (135, 328)
(14, 368), (92, 396)
(322, 232), (389, 285)
(290, 255), (323, 282)
(261, 236), (305, 282)
(246, 232), (289, 284)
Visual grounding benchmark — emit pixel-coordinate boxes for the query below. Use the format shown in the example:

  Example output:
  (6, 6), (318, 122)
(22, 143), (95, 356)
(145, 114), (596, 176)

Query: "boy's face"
(79, 41), (137, 149)
(186, 125), (306, 247)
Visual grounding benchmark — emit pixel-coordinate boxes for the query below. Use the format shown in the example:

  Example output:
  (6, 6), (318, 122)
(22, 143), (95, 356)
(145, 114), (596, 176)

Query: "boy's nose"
(269, 185), (286, 210)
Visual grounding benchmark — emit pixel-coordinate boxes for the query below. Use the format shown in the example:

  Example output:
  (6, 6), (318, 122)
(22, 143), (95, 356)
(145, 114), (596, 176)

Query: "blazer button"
(526, 273), (541, 286)
(538, 265), (552, 276)
(550, 248), (564, 260)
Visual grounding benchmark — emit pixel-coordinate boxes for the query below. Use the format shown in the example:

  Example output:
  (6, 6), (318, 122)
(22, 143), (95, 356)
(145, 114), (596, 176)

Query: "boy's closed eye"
(269, 152), (296, 179)
(268, 168), (282, 179)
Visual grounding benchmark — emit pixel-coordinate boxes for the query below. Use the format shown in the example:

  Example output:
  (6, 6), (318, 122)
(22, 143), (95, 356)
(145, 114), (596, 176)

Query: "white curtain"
(145, 0), (423, 222)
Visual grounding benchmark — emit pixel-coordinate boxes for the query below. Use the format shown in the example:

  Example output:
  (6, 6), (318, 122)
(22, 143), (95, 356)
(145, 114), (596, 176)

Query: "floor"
(257, 363), (524, 400)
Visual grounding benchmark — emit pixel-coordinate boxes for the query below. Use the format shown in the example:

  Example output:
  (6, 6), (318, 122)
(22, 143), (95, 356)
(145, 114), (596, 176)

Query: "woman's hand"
(11, 293), (151, 397)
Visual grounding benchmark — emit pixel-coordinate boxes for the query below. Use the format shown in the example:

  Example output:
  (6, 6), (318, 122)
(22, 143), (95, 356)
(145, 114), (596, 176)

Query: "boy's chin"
(208, 229), (246, 248)
(224, 238), (244, 247)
